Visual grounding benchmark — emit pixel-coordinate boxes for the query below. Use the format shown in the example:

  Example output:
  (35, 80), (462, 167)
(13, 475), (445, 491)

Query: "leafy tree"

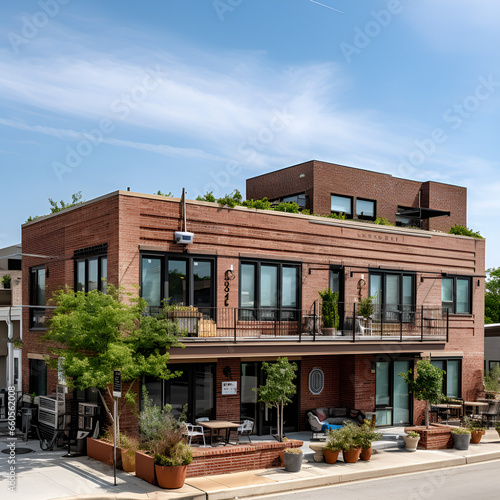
(399, 359), (444, 428)
(156, 190), (172, 197)
(448, 225), (483, 238)
(255, 357), (297, 442)
(242, 198), (272, 210)
(485, 267), (500, 324)
(43, 285), (184, 439)
(217, 189), (243, 208)
(196, 191), (217, 202)
(49, 191), (84, 213)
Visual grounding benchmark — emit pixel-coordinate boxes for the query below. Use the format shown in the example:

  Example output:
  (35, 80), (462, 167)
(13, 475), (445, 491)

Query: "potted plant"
(338, 421), (363, 463)
(462, 416), (486, 444)
(451, 428), (471, 450)
(154, 441), (193, 489)
(359, 420), (382, 461)
(324, 428), (342, 464)
(403, 431), (421, 452)
(318, 289), (340, 335)
(1, 274), (11, 289)
(358, 296), (373, 320)
(120, 433), (139, 473)
(283, 447), (303, 472)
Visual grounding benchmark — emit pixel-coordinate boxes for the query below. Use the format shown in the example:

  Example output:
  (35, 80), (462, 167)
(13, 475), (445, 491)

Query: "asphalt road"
(250, 459), (500, 500)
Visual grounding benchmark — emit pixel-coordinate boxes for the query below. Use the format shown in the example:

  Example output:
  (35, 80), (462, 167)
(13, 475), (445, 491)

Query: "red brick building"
(247, 160), (467, 232)
(21, 165), (484, 433)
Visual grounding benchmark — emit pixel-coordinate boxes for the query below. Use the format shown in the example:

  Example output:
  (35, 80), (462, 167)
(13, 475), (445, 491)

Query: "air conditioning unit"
(174, 231), (194, 244)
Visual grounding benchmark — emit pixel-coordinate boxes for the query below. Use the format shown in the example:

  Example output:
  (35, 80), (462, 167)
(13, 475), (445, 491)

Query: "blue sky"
(1, 0), (499, 268)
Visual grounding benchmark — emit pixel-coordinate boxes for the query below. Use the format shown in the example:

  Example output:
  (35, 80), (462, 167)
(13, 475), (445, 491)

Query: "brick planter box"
(404, 425), (453, 450)
(188, 439), (303, 478)
(86, 438), (122, 467)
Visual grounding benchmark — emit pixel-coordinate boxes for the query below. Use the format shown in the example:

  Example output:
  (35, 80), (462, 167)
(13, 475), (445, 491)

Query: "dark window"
(140, 254), (215, 314)
(8, 259), (22, 271)
(29, 359), (47, 396)
(356, 198), (376, 220)
(442, 276), (471, 314)
(30, 266), (46, 329)
(369, 271), (415, 322)
(395, 206), (421, 228)
(239, 260), (300, 320)
(331, 194), (353, 217)
(281, 193), (306, 208)
(431, 358), (462, 398)
(488, 361), (500, 371)
(75, 256), (107, 293)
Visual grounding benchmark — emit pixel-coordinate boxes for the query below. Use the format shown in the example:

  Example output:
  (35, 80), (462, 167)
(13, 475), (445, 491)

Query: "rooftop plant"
(448, 225), (483, 238)
(318, 288), (340, 330)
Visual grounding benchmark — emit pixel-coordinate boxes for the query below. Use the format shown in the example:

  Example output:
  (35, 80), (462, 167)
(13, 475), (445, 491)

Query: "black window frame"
(74, 255), (108, 293)
(239, 259), (301, 321)
(430, 357), (462, 398)
(330, 194), (353, 218)
(441, 276), (472, 315)
(355, 198), (376, 221)
(30, 265), (46, 330)
(29, 358), (47, 396)
(369, 270), (416, 323)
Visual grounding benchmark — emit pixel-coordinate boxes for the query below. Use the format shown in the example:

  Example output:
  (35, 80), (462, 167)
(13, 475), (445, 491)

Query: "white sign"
(221, 381), (237, 395)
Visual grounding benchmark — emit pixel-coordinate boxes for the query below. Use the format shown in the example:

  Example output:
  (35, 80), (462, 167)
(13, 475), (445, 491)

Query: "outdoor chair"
(183, 422), (206, 446)
(237, 418), (254, 443)
(481, 401), (500, 428)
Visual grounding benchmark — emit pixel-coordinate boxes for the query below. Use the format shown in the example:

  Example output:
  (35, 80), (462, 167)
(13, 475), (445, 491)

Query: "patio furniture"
(198, 420), (241, 446)
(480, 401), (500, 427)
(183, 423), (206, 446)
(236, 418), (254, 443)
(306, 407), (365, 440)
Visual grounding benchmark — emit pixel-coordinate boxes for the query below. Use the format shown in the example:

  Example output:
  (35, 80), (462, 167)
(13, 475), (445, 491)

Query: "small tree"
(43, 285), (184, 442)
(399, 359), (445, 428)
(255, 357), (297, 442)
(318, 289), (340, 330)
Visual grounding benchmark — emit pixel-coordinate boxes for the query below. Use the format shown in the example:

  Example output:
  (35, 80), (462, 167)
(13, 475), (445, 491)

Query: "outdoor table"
(432, 403), (463, 420)
(464, 401), (489, 415)
(199, 420), (241, 446)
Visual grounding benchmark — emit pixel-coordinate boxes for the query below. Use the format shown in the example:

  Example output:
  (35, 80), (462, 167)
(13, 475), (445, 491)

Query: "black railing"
(144, 303), (448, 342)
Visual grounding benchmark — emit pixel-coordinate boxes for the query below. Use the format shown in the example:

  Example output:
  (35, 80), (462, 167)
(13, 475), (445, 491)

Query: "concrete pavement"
(1, 428), (500, 500)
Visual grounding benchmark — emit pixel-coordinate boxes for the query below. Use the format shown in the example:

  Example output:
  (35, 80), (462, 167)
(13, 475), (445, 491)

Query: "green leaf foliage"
(318, 288), (340, 329)
(256, 357), (297, 409)
(43, 285), (184, 391)
(448, 225), (483, 238)
(196, 191), (216, 202)
(400, 359), (444, 405)
(485, 267), (500, 324)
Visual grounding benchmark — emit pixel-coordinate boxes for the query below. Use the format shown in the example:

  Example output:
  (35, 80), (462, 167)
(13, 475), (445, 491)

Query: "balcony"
(145, 303), (448, 343)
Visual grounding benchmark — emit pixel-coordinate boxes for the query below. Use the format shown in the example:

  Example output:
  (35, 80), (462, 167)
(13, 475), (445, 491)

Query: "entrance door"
(241, 362), (300, 435)
(375, 359), (411, 426)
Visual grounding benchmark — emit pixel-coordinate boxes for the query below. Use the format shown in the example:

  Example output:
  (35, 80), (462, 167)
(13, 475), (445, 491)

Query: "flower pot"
(135, 451), (156, 485)
(470, 430), (484, 444)
(279, 450), (285, 466)
(324, 449), (340, 464)
(342, 447), (361, 463)
(360, 446), (372, 461)
(121, 448), (136, 473)
(284, 452), (303, 472)
(452, 433), (471, 450)
(403, 435), (420, 452)
(155, 464), (188, 489)
(322, 327), (335, 336)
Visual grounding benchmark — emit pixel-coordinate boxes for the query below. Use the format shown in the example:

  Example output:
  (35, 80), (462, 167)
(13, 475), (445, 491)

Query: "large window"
(140, 254), (215, 312)
(370, 271), (415, 322)
(331, 194), (353, 218)
(431, 358), (462, 398)
(442, 276), (471, 314)
(75, 256), (107, 293)
(239, 260), (300, 320)
(282, 192), (306, 208)
(29, 359), (47, 396)
(30, 266), (46, 329)
(356, 198), (376, 220)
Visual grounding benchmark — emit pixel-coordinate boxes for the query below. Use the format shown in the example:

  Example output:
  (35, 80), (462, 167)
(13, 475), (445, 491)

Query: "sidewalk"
(1, 428), (500, 500)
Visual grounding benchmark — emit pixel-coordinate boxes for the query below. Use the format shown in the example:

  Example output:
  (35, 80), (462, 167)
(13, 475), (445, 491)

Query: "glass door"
(393, 361), (411, 425)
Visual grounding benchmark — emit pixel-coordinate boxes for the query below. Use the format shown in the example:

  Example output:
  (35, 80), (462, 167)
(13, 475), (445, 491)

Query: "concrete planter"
(403, 435), (420, 452)
(284, 452), (303, 472)
(452, 432), (471, 450)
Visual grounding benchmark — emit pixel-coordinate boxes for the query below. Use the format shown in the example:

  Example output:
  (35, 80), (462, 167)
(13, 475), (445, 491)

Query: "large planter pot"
(452, 433), (471, 450)
(284, 452), (303, 472)
(322, 327), (335, 336)
(342, 447), (361, 463)
(324, 448), (340, 464)
(403, 435), (420, 452)
(135, 451), (156, 485)
(470, 430), (485, 444)
(86, 438), (121, 468)
(360, 446), (372, 461)
(155, 464), (188, 489)
(121, 448), (136, 473)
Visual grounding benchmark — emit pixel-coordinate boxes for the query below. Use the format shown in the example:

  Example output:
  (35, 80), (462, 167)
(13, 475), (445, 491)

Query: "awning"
(396, 208), (450, 219)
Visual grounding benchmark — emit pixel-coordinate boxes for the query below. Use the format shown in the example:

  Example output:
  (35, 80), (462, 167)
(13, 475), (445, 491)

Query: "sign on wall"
(221, 381), (237, 395)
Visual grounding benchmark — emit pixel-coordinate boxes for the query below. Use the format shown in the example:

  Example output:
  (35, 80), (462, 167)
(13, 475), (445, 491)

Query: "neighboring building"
(21, 166), (484, 432)
(247, 160), (466, 232)
(484, 324), (500, 371)
(0, 244), (23, 413)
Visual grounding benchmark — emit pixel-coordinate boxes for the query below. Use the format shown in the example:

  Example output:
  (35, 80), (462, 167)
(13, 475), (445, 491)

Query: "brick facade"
(21, 180), (484, 432)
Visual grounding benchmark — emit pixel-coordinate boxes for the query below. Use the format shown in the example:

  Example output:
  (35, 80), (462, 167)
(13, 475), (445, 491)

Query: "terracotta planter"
(279, 450), (285, 466)
(342, 447), (361, 463)
(135, 451), (156, 485)
(86, 438), (121, 468)
(470, 430), (485, 444)
(324, 449), (340, 464)
(121, 448), (136, 473)
(360, 446), (372, 461)
(155, 464), (188, 489)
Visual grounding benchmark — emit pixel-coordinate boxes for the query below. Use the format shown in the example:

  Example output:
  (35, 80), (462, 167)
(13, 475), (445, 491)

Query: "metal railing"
(144, 303), (448, 343)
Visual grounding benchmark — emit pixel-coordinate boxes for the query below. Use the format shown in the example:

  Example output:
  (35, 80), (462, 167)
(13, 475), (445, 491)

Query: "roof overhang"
(396, 208), (451, 219)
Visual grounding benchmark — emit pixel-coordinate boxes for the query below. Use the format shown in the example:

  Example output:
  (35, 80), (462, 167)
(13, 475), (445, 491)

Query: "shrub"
(484, 366), (500, 392)
(448, 225), (483, 238)
(406, 431), (420, 438)
(154, 442), (193, 466)
(451, 428), (471, 435)
(318, 289), (340, 329)
(1, 275), (11, 289)
(283, 447), (303, 454)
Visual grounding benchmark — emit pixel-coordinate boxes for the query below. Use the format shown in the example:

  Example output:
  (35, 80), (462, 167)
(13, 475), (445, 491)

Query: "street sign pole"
(113, 396), (117, 486)
(112, 371), (122, 487)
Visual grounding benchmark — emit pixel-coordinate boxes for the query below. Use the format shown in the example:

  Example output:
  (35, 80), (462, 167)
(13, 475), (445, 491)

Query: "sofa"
(306, 407), (365, 439)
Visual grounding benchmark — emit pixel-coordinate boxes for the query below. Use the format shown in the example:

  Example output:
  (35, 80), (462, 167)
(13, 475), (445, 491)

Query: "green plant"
(358, 296), (373, 319)
(461, 416), (486, 431)
(359, 422), (382, 450)
(155, 190), (172, 197)
(283, 447), (303, 454)
(1, 275), (12, 289)
(217, 190), (243, 208)
(327, 212), (346, 220)
(448, 225), (483, 239)
(154, 442), (193, 466)
(255, 357), (297, 443)
(242, 198), (272, 210)
(399, 359), (445, 428)
(406, 431), (420, 438)
(484, 365), (500, 392)
(451, 428), (471, 435)
(7, 338), (23, 349)
(325, 428), (343, 452)
(373, 217), (394, 226)
(120, 433), (140, 457)
(273, 201), (300, 213)
(318, 289), (340, 330)
(327, 421), (364, 451)
(196, 191), (216, 202)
